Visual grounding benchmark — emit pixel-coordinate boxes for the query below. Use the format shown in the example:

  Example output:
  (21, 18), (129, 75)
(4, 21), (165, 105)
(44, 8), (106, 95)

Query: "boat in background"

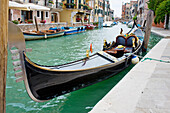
(127, 21), (133, 28)
(122, 21), (127, 24)
(23, 29), (65, 41)
(50, 26), (86, 35)
(84, 24), (96, 30)
(112, 22), (118, 26)
(103, 21), (113, 27)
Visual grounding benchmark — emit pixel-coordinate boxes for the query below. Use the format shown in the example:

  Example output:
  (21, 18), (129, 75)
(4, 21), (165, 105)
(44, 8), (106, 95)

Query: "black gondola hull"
(24, 56), (131, 101)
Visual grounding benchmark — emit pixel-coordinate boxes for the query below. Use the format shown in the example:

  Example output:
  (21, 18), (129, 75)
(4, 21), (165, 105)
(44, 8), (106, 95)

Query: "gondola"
(23, 29), (65, 40)
(8, 21), (144, 102)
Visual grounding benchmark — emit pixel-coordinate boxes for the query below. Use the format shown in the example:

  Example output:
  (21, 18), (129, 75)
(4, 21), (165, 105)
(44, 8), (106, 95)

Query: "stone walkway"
(151, 27), (170, 38)
(90, 27), (170, 113)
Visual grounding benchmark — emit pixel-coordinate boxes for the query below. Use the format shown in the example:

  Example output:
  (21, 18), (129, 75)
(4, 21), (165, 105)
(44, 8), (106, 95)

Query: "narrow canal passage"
(6, 24), (162, 113)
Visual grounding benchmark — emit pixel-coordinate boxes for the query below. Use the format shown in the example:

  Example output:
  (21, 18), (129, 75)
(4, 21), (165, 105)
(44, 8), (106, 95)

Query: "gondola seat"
(126, 35), (139, 47)
(116, 35), (126, 46)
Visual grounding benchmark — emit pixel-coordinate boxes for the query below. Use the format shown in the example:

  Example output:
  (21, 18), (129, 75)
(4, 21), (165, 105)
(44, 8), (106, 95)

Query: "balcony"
(64, 3), (76, 9)
(46, 2), (63, 8)
(14, 0), (39, 3)
(46, 2), (63, 11)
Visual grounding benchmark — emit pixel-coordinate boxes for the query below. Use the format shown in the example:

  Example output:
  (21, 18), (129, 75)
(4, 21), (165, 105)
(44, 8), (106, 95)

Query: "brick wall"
(152, 17), (165, 28)
(12, 9), (21, 21)
(152, 22), (164, 28)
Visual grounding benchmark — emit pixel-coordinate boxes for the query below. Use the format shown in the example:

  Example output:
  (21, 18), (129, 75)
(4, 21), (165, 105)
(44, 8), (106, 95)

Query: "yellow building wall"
(60, 0), (95, 24)
(60, 9), (72, 24)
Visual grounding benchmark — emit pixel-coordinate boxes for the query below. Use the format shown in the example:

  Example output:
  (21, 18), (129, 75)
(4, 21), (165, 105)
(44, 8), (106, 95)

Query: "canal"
(6, 24), (162, 113)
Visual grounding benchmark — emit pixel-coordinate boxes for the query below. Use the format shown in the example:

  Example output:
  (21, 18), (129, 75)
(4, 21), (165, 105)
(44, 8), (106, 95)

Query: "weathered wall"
(152, 16), (164, 28)
(17, 23), (67, 31)
(33, 11), (51, 23)
(12, 9), (21, 20)
(60, 9), (72, 24)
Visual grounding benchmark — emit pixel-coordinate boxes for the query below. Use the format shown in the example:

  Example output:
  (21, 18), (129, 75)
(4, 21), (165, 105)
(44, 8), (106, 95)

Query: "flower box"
(76, 18), (81, 21)
(40, 20), (46, 23)
(27, 20), (33, 23)
(49, 1), (54, 4)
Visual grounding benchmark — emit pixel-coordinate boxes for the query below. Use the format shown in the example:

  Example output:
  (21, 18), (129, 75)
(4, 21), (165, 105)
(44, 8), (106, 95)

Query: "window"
(37, 11), (40, 17)
(95, 9), (97, 14)
(46, 11), (49, 18)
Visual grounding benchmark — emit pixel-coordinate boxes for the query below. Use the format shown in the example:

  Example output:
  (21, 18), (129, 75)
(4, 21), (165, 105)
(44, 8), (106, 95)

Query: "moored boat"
(23, 29), (65, 41)
(50, 26), (86, 35)
(127, 21), (133, 28)
(103, 21), (113, 27)
(8, 21), (144, 102)
(84, 24), (96, 30)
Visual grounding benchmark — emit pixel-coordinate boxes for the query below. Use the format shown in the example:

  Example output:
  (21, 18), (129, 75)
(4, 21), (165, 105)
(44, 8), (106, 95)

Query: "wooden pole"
(34, 16), (39, 32)
(0, 0), (9, 113)
(143, 10), (154, 52)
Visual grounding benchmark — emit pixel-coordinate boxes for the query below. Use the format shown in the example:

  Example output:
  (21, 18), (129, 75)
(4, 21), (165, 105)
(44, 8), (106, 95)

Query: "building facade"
(59, 0), (92, 25)
(129, 1), (137, 19)
(125, 3), (130, 19)
(9, 0), (62, 23)
(137, 0), (149, 25)
(9, 0), (114, 26)
(121, 4), (125, 19)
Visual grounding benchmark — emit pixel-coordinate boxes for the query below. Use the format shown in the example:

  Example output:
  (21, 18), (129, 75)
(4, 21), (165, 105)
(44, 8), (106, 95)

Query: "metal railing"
(46, 2), (63, 9)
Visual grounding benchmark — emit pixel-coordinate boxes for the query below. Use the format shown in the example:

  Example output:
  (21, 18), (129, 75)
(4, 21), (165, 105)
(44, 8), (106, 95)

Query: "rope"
(141, 57), (170, 63)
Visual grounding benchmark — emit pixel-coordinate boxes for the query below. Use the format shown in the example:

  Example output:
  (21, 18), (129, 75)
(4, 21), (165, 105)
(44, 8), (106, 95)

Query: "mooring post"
(34, 16), (39, 32)
(0, 0), (9, 113)
(143, 10), (154, 52)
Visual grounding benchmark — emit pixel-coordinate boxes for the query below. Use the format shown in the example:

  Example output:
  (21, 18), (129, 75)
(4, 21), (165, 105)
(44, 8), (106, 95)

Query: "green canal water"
(6, 24), (162, 113)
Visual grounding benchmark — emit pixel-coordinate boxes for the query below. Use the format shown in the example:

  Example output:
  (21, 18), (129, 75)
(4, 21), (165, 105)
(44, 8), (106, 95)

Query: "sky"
(110, 0), (131, 18)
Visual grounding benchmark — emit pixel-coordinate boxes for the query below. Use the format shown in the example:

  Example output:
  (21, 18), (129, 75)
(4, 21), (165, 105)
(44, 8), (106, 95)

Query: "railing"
(65, 3), (76, 9)
(17, 22), (67, 31)
(55, 2), (63, 9)
(85, 10), (91, 14)
(46, 2), (63, 9)
(15, 0), (38, 3)
(72, 22), (88, 26)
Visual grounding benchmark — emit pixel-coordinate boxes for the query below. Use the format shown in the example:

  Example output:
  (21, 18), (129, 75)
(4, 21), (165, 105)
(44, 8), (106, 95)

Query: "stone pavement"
(90, 28), (170, 113)
(151, 27), (170, 38)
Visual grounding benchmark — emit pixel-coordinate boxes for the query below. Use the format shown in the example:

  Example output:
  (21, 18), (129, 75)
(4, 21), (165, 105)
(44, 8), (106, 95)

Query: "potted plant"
(93, 22), (99, 27)
(49, 1), (54, 4)
(64, 3), (76, 8)
(27, 20), (33, 23)
(79, 3), (84, 6)
(40, 20), (46, 23)
(12, 20), (19, 24)
(76, 18), (81, 22)
(64, 3), (76, 6)
(60, 3), (63, 6)
(84, 18), (88, 22)
(87, 6), (92, 10)
(69, 3), (76, 6)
